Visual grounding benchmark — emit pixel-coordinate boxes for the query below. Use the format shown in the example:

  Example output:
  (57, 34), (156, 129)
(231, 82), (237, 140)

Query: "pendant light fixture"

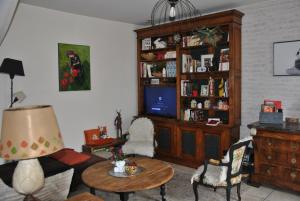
(151, 0), (199, 26)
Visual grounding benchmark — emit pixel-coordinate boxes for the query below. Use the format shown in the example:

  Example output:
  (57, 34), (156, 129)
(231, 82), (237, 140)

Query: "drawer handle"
(291, 158), (297, 164)
(268, 142), (272, 146)
(267, 155), (272, 160)
(266, 169), (271, 175)
(290, 172), (297, 179)
(291, 143), (299, 150)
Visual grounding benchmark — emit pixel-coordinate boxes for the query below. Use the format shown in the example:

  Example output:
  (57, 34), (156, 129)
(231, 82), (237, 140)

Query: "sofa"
(0, 149), (105, 191)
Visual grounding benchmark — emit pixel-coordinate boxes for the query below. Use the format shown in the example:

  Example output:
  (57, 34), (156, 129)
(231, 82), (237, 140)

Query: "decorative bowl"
(141, 53), (156, 61)
(125, 162), (138, 175)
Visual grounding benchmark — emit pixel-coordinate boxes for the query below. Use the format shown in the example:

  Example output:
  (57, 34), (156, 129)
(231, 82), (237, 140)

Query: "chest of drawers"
(248, 122), (300, 192)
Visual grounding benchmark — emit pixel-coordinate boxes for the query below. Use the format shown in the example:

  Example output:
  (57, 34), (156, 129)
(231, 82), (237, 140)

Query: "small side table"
(66, 192), (104, 201)
(82, 138), (126, 154)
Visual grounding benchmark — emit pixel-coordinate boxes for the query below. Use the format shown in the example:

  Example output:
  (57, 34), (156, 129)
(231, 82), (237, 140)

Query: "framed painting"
(273, 40), (300, 76)
(58, 43), (91, 91)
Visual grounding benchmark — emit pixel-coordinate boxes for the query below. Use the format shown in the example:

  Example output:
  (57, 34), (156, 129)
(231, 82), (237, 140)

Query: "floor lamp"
(0, 58), (25, 107)
(0, 105), (64, 201)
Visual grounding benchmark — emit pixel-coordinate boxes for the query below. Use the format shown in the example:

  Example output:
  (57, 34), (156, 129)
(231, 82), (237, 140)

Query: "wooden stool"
(66, 192), (104, 201)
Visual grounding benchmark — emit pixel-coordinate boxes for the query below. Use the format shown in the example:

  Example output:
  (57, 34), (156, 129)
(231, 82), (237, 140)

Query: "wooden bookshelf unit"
(135, 10), (243, 168)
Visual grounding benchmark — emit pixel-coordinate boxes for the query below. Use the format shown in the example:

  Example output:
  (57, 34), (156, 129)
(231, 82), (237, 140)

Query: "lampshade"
(0, 105), (64, 160)
(0, 58), (25, 79)
(151, 0), (199, 26)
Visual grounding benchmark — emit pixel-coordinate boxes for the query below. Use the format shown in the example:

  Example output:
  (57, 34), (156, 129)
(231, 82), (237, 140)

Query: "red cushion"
(50, 148), (91, 166)
(85, 137), (115, 146)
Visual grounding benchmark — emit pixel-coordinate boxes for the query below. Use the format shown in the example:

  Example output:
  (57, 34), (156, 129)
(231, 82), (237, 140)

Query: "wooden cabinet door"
(154, 122), (176, 157)
(177, 126), (203, 164)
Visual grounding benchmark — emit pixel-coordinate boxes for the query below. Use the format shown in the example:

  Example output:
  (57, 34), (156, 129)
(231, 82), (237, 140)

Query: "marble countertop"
(247, 121), (300, 133)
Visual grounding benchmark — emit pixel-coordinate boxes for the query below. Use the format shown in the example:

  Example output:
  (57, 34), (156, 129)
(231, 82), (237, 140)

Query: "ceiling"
(20, 0), (262, 25)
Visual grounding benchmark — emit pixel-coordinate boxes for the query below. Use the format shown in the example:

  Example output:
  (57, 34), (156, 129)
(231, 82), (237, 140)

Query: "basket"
(141, 53), (156, 61)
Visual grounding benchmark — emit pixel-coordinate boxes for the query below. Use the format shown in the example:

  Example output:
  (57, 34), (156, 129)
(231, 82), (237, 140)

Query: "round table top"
(82, 157), (174, 193)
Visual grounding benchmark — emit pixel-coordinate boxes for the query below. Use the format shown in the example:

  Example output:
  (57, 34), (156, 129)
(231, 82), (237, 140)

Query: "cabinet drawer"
(288, 153), (300, 168)
(256, 137), (300, 152)
(280, 167), (300, 184)
(259, 164), (279, 177)
(260, 151), (288, 166)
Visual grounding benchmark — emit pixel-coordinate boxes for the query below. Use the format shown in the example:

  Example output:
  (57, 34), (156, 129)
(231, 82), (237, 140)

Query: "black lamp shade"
(0, 58), (25, 79)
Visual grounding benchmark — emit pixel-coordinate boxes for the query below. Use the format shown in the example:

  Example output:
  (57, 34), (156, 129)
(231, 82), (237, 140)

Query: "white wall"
(0, 3), (137, 154)
(238, 0), (300, 137)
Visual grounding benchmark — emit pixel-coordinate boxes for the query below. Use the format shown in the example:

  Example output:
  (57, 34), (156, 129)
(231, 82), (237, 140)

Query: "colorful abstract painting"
(58, 43), (91, 91)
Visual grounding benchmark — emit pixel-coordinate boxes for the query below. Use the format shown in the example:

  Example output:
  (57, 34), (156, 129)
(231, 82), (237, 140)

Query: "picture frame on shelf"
(200, 85), (209, 96)
(201, 54), (214, 69)
(273, 40), (300, 76)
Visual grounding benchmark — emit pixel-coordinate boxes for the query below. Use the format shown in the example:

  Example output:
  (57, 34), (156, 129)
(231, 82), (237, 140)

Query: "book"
(206, 118), (221, 126)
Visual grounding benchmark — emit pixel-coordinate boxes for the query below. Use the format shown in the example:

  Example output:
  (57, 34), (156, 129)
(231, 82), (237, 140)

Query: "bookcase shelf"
(135, 9), (243, 168)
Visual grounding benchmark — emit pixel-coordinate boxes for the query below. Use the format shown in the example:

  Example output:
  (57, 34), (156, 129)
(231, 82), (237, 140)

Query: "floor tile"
(265, 189), (300, 201)
(242, 194), (264, 201)
(241, 185), (273, 199)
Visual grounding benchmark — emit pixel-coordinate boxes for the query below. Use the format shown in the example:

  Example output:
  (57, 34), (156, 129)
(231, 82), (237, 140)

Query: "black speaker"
(204, 134), (220, 159)
(181, 131), (196, 156)
(157, 127), (171, 151)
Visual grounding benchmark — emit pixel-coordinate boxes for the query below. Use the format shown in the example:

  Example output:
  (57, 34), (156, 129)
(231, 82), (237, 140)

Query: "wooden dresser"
(248, 122), (300, 192)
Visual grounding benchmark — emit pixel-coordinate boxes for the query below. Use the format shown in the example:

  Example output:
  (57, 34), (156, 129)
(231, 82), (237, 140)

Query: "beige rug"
(70, 163), (249, 201)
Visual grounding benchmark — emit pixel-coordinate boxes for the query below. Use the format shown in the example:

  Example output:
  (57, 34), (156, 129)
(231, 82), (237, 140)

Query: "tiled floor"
(241, 185), (300, 201)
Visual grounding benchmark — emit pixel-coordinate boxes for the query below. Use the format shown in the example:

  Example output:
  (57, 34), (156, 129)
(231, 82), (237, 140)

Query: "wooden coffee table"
(82, 157), (174, 201)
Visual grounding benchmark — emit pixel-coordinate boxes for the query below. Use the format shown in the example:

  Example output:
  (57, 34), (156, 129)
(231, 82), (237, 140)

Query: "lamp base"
(24, 194), (41, 201)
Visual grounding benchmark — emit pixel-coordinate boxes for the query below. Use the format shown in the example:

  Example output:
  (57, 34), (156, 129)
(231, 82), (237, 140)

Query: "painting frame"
(58, 43), (91, 91)
(200, 85), (209, 96)
(273, 40), (300, 76)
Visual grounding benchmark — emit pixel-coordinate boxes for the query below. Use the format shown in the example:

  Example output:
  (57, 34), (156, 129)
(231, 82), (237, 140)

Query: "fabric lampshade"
(0, 105), (64, 160)
(0, 58), (25, 79)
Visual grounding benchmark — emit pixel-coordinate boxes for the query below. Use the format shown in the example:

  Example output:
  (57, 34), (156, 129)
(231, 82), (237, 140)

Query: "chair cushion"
(191, 164), (242, 187)
(0, 168), (74, 201)
(220, 136), (253, 182)
(50, 148), (91, 166)
(129, 118), (154, 142)
(122, 141), (154, 157)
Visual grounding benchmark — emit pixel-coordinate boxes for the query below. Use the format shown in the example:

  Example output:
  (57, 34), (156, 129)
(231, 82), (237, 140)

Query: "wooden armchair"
(191, 137), (252, 201)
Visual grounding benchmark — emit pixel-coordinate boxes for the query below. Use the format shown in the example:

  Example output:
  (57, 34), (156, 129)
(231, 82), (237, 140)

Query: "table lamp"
(0, 105), (64, 201)
(0, 58), (25, 107)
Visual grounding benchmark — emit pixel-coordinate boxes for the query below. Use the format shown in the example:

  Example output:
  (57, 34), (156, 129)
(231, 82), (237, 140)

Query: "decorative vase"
(114, 160), (125, 173)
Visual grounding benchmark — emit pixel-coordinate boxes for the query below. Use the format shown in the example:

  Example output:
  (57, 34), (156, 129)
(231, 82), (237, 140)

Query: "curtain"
(0, 0), (19, 46)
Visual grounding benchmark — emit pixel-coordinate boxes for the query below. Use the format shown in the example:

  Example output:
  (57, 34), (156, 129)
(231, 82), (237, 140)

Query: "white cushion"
(0, 168), (74, 201)
(128, 118), (154, 142)
(122, 141), (154, 157)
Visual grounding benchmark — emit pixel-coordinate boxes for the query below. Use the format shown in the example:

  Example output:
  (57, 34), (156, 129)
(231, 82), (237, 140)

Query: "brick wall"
(237, 0), (300, 137)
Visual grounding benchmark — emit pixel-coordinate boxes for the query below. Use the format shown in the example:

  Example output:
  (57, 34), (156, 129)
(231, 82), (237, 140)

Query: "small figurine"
(114, 110), (122, 138)
(208, 77), (214, 96)
(218, 78), (225, 97)
(191, 99), (197, 109)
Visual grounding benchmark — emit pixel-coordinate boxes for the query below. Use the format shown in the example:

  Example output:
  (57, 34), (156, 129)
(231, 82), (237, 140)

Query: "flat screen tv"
(144, 86), (176, 118)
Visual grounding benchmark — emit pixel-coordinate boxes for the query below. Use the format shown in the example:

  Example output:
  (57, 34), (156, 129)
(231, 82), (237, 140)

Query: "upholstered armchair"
(191, 137), (252, 201)
(122, 117), (155, 158)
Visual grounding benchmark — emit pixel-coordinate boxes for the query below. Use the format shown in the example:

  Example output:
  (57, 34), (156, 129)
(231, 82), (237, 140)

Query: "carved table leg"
(119, 192), (129, 201)
(160, 184), (166, 201)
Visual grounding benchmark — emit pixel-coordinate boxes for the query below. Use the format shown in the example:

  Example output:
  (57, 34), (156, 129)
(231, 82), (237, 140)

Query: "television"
(144, 86), (177, 118)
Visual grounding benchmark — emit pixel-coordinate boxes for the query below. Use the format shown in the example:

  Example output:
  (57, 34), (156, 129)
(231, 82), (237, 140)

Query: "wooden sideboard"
(248, 122), (300, 192)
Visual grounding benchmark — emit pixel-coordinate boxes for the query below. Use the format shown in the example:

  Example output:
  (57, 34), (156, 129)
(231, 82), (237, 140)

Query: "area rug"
(71, 163), (250, 201)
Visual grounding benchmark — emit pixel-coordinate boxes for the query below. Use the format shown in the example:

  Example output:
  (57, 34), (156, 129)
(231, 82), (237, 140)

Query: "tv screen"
(144, 86), (177, 118)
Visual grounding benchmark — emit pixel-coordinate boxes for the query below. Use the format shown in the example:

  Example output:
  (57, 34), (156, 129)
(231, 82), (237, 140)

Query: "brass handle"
(291, 143), (299, 150)
(267, 169), (271, 175)
(268, 141), (272, 146)
(267, 155), (272, 160)
(291, 158), (297, 164)
(290, 172), (297, 179)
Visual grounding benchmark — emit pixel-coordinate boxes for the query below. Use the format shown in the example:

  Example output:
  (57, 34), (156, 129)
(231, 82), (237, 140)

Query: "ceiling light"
(151, 0), (199, 26)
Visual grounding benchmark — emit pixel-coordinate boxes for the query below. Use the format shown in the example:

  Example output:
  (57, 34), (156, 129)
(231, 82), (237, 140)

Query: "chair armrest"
(208, 159), (221, 165)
